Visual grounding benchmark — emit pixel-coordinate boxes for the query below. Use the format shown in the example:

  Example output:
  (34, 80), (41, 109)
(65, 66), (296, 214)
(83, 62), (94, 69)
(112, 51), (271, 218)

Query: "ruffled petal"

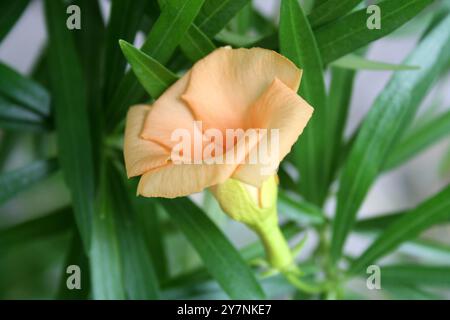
(233, 78), (313, 186)
(124, 105), (170, 178)
(141, 72), (201, 150)
(137, 129), (261, 198)
(182, 47), (302, 132)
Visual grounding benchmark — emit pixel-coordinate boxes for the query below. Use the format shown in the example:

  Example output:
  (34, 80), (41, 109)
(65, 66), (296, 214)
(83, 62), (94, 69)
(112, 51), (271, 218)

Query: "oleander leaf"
(0, 62), (50, 117)
(279, 0), (328, 205)
(0, 158), (58, 205)
(384, 109), (450, 170)
(331, 15), (450, 264)
(308, 0), (363, 28)
(381, 264), (450, 288)
(332, 54), (420, 71)
(159, 197), (265, 299)
(349, 184), (450, 274)
(45, 0), (96, 249)
(119, 40), (178, 99)
(0, 0), (30, 42)
(0, 96), (49, 132)
(315, 0), (433, 64)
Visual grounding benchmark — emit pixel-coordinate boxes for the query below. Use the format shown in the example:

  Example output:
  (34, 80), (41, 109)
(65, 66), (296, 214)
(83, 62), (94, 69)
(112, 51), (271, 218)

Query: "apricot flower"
(124, 47), (313, 198)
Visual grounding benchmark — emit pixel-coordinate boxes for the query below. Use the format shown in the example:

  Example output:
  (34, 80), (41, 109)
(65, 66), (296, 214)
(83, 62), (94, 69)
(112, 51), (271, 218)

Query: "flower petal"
(137, 129), (261, 198)
(141, 72), (200, 150)
(233, 78), (314, 186)
(182, 47), (302, 132)
(124, 105), (170, 178)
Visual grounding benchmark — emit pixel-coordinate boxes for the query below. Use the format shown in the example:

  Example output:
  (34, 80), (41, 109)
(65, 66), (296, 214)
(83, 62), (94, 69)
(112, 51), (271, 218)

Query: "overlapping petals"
(124, 47), (314, 198)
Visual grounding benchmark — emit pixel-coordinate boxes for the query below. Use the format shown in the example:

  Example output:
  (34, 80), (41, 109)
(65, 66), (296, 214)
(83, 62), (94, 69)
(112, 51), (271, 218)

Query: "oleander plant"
(1, 0), (450, 300)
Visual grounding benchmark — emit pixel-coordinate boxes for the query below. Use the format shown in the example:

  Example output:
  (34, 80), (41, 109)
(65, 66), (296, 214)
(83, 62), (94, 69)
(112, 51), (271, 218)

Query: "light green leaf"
(279, 0), (328, 205)
(119, 40), (178, 99)
(0, 158), (58, 205)
(315, 0), (433, 64)
(331, 15), (450, 264)
(349, 184), (450, 274)
(384, 109), (450, 170)
(180, 24), (216, 62)
(332, 54), (420, 71)
(45, 0), (96, 249)
(159, 197), (265, 299)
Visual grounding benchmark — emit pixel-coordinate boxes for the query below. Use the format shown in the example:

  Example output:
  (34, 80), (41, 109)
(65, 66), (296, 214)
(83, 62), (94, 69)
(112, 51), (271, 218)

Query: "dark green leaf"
(159, 197), (265, 299)
(308, 0), (362, 28)
(0, 62), (50, 116)
(90, 164), (125, 300)
(381, 264), (450, 288)
(103, 0), (147, 102)
(331, 15), (450, 264)
(0, 0), (30, 42)
(278, 191), (325, 226)
(0, 96), (49, 132)
(0, 206), (72, 248)
(326, 66), (356, 184)
(108, 163), (160, 299)
(384, 109), (450, 170)
(279, 0), (328, 205)
(349, 184), (450, 274)
(45, 0), (96, 249)
(0, 158), (58, 205)
(180, 24), (216, 62)
(196, 0), (250, 37)
(119, 40), (178, 99)
(315, 0), (433, 64)
(57, 230), (90, 299)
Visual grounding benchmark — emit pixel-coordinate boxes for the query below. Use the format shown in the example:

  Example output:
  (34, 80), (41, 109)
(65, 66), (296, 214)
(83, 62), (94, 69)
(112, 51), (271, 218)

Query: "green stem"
(250, 213), (294, 271)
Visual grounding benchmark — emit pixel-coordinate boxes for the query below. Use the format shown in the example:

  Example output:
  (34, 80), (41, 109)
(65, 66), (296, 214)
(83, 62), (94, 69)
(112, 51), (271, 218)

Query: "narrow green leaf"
(349, 184), (450, 274)
(0, 132), (18, 170)
(45, 0), (96, 249)
(382, 264), (450, 288)
(57, 231), (90, 299)
(315, 0), (433, 64)
(135, 200), (169, 282)
(0, 62), (50, 116)
(103, 0), (147, 102)
(0, 206), (72, 248)
(109, 163), (160, 299)
(90, 165), (126, 300)
(354, 211), (405, 232)
(331, 15), (450, 264)
(0, 158), (58, 205)
(159, 197), (265, 299)
(279, 0), (328, 205)
(332, 54), (420, 71)
(384, 109), (450, 170)
(308, 0), (362, 28)
(0, 0), (30, 42)
(327, 66), (356, 184)
(107, 0), (204, 131)
(119, 40), (178, 99)
(196, 0), (250, 37)
(278, 191), (325, 226)
(159, 0), (216, 62)
(180, 24), (216, 62)
(0, 96), (49, 132)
